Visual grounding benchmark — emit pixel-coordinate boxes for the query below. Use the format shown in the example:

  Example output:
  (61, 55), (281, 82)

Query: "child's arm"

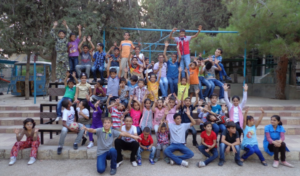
(223, 84), (231, 108)
(255, 108), (264, 128)
(177, 44), (182, 63)
(185, 68), (190, 84)
(191, 25), (202, 39)
(214, 60), (222, 71)
(78, 36), (86, 54)
(107, 57), (112, 77)
(74, 87), (79, 102)
(141, 92), (148, 113)
(163, 41), (169, 62)
(169, 28), (177, 40)
(157, 119), (164, 133)
(243, 108), (249, 129)
(145, 66), (151, 83)
(151, 91), (156, 112)
(64, 71), (70, 87)
(62, 20), (71, 38)
(157, 67), (162, 83)
(178, 67), (182, 85)
(87, 36), (95, 52)
(128, 95), (133, 111)
(81, 125), (97, 134)
(221, 135), (233, 146)
(71, 72), (79, 84)
(165, 119), (169, 131)
(88, 99), (96, 111)
(211, 139), (217, 148)
(186, 107), (196, 127)
(50, 21), (58, 39)
(181, 87), (186, 107)
(201, 137), (209, 147)
(105, 46), (114, 61)
(199, 61), (205, 75)
(240, 84), (248, 108)
(193, 89), (199, 107)
(173, 93), (181, 109)
(106, 94), (112, 108)
(77, 24), (82, 39)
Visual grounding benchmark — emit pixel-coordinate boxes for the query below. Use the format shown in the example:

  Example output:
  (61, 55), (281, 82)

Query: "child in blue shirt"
(92, 43), (106, 82)
(208, 94), (226, 135)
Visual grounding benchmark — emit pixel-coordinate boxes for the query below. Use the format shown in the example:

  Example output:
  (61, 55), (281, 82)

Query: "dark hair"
(82, 45), (89, 49)
(207, 114), (216, 122)
(109, 68), (117, 74)
(180, 29), (185, 33)
(120, 102), (127, 109)
(246, 116), (254, 126)
(114, 47), (120, 51)
(203, 121), (212, 127)
(210, 94), (218, 99)
(62, 99), (71, 108)
(58, 30), (66, 35)
(184, 97), (191, 101)
(144, 98), (151, 105)
(226, 121), (236, 128)
(191, 61), (197, 66)
(169, 97), (176, 102)
(143, 127), (151, 133)
(181, 76), (187, 81)
(23, 118), (36, 130)
(135, 46), (140, 50)
(80, 99), (89, 109)
(124, 116), (132, 121)
(97, 43), (104, 49)
(124, 32), (130, 36)
(69, 33), (76, 38)
(161, 123), (167, 128)
(132, 57), (138, 61)
(149, 73), (157, 79)
(158, 53), (164, 58)
(97, 79), (105, 86)
(173, 113), (181, 120)
(67, 79), (75, 84)
(205, 62), (212, 70)
(120, 77), (127, 84)
(130, 75), (138, 82)
(138, 78), (145, 84)
(102, 117), (113, 123)
(198, 57), (203, 61)
(217, 48), (223, 54)
(171, 53), (178, 57)
(145, 57), (149, 61)
(80, 72), (87, 79)
(271, 115), (283, 125)
(232, 96), (240, 101)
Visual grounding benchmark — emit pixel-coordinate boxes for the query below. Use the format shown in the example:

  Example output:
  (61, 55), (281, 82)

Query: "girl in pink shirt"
(164, 94), (181, 124)
(128, 95), (143, 134)
(152, 98), (166, 133)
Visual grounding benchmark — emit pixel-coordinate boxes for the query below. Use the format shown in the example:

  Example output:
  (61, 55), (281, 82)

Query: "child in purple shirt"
(68, 24), (82, 77)
(87, 98), (103, 149)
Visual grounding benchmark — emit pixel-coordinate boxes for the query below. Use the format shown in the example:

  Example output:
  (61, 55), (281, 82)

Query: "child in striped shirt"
(107, 95), (128, 129)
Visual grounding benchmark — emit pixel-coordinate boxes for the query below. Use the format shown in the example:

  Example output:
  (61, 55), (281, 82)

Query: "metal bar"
(141, 50), (178, 53)
(244, 42), (247, 84)
(133, 42), (177, 46)
(119, 27), (239, 33)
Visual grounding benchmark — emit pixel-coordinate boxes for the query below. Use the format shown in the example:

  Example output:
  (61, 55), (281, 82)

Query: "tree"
(191, 0), (300, 99)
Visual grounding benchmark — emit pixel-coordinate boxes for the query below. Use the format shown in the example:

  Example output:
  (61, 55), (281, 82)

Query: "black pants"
(114, 139), (139, 163)
(268, 142), (286, 161)
(235, 122), (243, 137)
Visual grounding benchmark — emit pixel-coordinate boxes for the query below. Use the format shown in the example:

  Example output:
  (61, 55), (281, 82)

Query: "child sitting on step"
(154, 117), (170, 163)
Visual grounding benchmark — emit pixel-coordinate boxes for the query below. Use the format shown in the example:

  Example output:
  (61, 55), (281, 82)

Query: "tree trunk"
(51, 49), (56, 82)
(291, 57), (296, 86)
(25, 53), (31, 100)
(275, 55), (289, 99)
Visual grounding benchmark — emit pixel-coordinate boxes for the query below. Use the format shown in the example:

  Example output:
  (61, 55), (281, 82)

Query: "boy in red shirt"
(137, 127), (156, 165)
(197, 121), (218, 167)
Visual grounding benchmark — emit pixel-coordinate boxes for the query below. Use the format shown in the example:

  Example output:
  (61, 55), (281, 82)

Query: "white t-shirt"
(153, 62), (167, 78)
(62, 106), (75, 126)
(76, 107), (89, 120)
(134, 53), (144, 65)
(169, 123), (190, 144)
(121, 125), (137, 143)
(233, 106), (239, 123)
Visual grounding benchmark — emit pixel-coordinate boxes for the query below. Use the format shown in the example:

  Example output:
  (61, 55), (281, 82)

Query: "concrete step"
(0, 106), (40, 111)
(0, 117), (41, 126)
(244, 106), (300, 111)
(0, 111), (41, 118)
(245, 111), (300, 117)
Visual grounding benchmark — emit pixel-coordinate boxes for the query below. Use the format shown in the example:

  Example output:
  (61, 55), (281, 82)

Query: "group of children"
(7, 23), (295, 175)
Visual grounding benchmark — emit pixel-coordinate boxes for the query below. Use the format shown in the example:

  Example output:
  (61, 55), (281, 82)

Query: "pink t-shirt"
(68, 37), (80, 57)
(166, 106), (177, 124)
(130, 108), (142, 127)
(153, 107), (166, 126)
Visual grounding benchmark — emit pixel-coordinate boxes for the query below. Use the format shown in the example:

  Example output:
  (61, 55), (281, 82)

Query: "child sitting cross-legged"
(91, 80), (107, 104)
(137, 127), (156, 166)
(81, 118), (140, 175)
(154, 114), (170, 163)
(118, 77), (129, 105)
(197, 121), (218, 167)
(218, 121), (243, 166)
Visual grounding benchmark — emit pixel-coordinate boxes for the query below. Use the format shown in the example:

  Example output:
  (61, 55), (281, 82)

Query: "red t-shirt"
(138, 133), (153, 146)
(201, 131), (217, 148)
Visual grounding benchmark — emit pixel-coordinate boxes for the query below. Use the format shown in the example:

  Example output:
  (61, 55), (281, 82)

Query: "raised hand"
(34, 128), (39, 133)
(114, 42), (117, 47)
(77, 24), (81, 29)
(53, 21), (58, 27)
(223, 83), (229, 91)
(198, 25), (202, 31)
(72, 71), (76, 78)
(214, 59), (220, 65)
(14, 128), (20, 134)
(164, 40), (169, 47)
(130, 95), (133, 99)
(198, 100), (203, 106)
(260, 107), (264, 114)
(172, 28), (177, 32)
(109, 57), (113, 62)
(108, 94), (113, 98)
(117, 58), (121, 62)
(124, 67), (128, 73)
(164, 109), (169, 116)
(83, 36), (87, 42)
(184, 68), (188, 73)
(178, 67), (182, 73)
(62, 20), (67, 26)
(186, 107), (190, 115)
(243, 84), (248, 91)
(133, 96), (138, 101)
(87, 36), (91, 42)
(66, 71), (70, 77)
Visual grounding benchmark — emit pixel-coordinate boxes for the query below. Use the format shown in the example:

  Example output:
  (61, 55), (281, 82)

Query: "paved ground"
(1, 159), (298, 176)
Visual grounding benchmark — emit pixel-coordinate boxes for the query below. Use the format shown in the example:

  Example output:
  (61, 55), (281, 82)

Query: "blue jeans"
(97, 148), (117, 174)
(180, 54), (191, 78)
(164, 143), (194, 165)
(219, 143), (240, 161)
(242, 144), (265, 161)
(159, 77), (168, 97)
(137, 146), (156, 160)
(56, 97), (72, 117)
(208, 79), (224, 99)
(120, 99), (129, 105)
(212, 123), (226, 136)
(92, 65), (105, 81)
(136, 126), (142, 135)
(216, 63), (228, 81)
(198, 145), (218, 165)
(69, 56), (79, 77)
(167, 77), (178, 94)
(198, 76), (212, 99)
(185, 126), (198, 145)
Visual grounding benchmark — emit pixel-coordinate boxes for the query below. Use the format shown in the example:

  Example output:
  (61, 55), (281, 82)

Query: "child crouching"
(137, 127), (156, 166)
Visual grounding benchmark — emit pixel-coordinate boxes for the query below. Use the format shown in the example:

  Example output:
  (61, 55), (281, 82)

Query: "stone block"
(0, 149), (5, 159)
(37, 146), (52, 160)
(69, 148), (87, 159)
(87, 148), (97, 159)
(4, 147), (21, 159)
(22, 148), (31, 160)
(49, 146), (69, 160)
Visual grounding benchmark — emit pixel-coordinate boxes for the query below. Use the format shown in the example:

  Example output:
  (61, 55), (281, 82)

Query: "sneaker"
(116, 160), (123, 168)
(219, 99), (226, 104)
(81, 136), (87, 146)
(131, 161), (137, 167)
(198, 161), (206, 167)
(55, 117), (60, 122)
(9, 156), (16, 165)
(153, 158), (159, 163)
(110, 168), (117, 175)
(170, 159), (174, 165)
(57, 147), (62, 155)
(218, 160), (224, 166)
(281, 161), (294, 168)
(235, 160), (243, 166)
(225, 76), (232, 82)
(92, 80), (97, 83)
(73, 143), (78, 150)
(193, 141), (199, 147)
(164, 157), (170, 164)
(137, 159), (142, 166)
(149, 159), (155, 165)
(181, 160), (188, 167)
(261, 161), (268, 166)
(28, 157), (36, 165)
(87, 141), (94, 149)
(273, 160), (279, 168)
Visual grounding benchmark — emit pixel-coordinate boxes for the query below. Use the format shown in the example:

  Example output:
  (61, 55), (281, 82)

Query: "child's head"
(137, 79), (145, 88)
(67, 79), (75, 88)
(190, 61), (197, 69)
(96, 80), (104, 87)
(271, 115), (282, 126)
(23, 118), (36, 131)
(204, 121), (212, 132)
(202, 104), (209, 112)
(143, 127), (151, 137)
(145, 57), (149, 65)
(207, 114), (217, 122)
(151, 61), (155, 65)
(171, 53), (178, 62)
(109, 68), (117, 78)
(232, 96), (240, 107)
(135, 46), (140, 54)
(215, 48), (223, 57)
(62, 99), (72, 109)
(181, 77), (187, 85)
(123, 32), (130, 40)
(226, 121), (236, 134)
(184, 97), (191, 107)
(209, 94), (218, 104)
(132, 101), (140, 111)
(149, 73), (157, 83)
(69, 33), (76, 42)
(83, 45), (89, 53)
(96, 43), (104, 51)
(114, 47), (120, 55)
(58, 30), (66, 39)
(130, 75), (138, 86)
(131, 57), (138, 65)
(157, 54), (164, 63)
(119, 78), (127, 86)
(144, 99), (151, 109)
(169, 97), (176, 108)
(246, 116), (255, 126)
(124, 116), (133, 128)
(160, 123), (167, 133)
(102, 117), (113, 130)
(205, 61), (212, 70)
(80, 72), (87, 83)
(173, 113), (182, 125)
(157, 98), (164, 109)
(179, 29), (186, 38)
(79, 100), (88, 109)
(118, 102), (126, 111)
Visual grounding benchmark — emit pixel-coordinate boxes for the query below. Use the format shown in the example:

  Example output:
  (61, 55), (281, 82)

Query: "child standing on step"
(139, 92), (155, 132)
(177, 67), (190, 101)
(9, 118), (40, 165)
(241, 108), (267, 166)
(68, 24), (81, 77)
